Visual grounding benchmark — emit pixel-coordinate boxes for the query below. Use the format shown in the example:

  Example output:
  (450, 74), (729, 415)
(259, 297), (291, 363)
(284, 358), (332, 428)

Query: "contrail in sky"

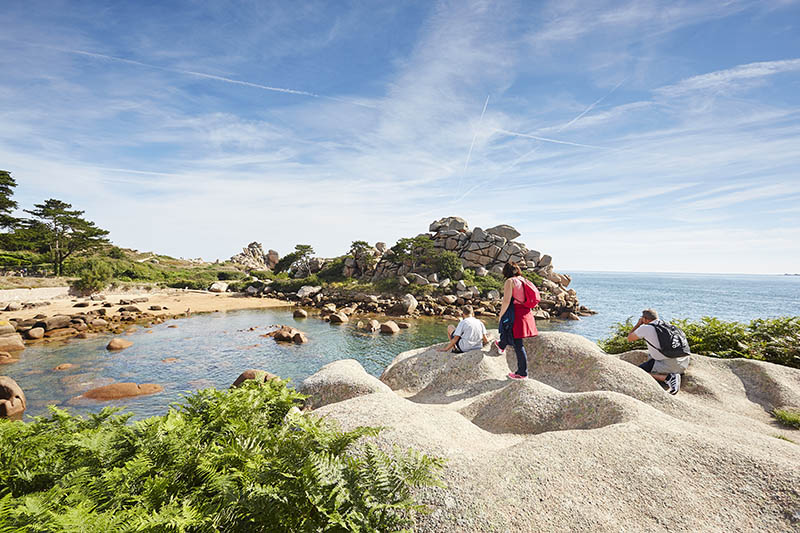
(464, 94), (490, 171)
(19, 41), (376, 108)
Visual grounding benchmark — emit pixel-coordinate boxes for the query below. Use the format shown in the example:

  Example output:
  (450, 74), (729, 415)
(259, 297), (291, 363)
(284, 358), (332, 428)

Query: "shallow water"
(7, 272), (800, 420)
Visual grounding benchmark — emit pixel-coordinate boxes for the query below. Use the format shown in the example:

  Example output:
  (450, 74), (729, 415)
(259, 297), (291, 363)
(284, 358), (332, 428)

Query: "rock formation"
(299, 359), (392, 409)
(230, 242), (279, 271)
(80, 382), (163, 401)
(305, 332), (800, 532)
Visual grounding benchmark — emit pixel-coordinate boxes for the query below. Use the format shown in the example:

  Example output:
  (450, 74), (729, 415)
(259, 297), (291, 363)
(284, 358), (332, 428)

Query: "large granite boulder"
(296, 285), (322, 298)
(388, 294), (418, 316)
(429, 216), (468, 233)
(485, 224), (521, 240)
(0, 376), (25, 420)
(209, 281), (228, 293)
(300, 359), (392, 409)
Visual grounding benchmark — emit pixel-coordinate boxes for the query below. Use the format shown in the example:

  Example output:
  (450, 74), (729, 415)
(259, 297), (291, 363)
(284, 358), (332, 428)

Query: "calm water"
(6, 272), (800, 420)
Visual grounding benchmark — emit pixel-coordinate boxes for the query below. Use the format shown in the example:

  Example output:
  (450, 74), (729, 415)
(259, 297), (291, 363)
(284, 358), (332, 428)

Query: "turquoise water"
(6, 272), (800, 420)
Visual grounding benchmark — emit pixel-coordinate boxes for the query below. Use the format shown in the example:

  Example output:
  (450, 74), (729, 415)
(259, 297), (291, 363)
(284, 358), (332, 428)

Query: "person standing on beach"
(627, 309), (690, 394)
(495, 262), (539, 380)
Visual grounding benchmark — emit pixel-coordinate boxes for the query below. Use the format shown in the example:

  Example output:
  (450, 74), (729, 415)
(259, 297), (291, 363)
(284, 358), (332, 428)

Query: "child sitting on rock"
(439, 305), (489, 353)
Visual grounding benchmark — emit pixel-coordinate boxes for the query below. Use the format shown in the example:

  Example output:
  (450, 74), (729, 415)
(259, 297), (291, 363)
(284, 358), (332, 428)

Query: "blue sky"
(1, 0), (799, 274)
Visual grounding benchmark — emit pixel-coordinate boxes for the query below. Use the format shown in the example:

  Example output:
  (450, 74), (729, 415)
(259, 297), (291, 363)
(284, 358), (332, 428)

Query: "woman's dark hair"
(502, 262), (522, 279)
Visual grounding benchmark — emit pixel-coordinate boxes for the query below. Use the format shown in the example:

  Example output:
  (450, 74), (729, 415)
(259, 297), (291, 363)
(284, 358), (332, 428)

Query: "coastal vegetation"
(599, 316), (800, 369)
(0, 380), (443, 532)
(773, 408), (800, 429)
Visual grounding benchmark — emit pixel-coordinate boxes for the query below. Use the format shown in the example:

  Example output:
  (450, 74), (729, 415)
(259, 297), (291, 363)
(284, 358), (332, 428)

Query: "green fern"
(0, 379), (443, 532)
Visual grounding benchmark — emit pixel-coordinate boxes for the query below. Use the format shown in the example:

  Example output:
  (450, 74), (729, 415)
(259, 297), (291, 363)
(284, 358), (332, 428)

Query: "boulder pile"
(236, 217), (592, 321)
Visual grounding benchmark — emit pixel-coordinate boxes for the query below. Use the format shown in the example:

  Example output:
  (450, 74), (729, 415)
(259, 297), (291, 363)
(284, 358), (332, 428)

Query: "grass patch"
(773, 408), (800, 429)
(773, 434), (797, 444)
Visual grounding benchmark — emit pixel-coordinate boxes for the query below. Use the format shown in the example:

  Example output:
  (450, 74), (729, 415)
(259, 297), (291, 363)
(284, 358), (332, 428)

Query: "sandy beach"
(0, 287), (291, 321)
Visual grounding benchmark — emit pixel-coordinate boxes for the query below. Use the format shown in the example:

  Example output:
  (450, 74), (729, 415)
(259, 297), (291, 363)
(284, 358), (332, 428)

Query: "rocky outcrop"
(0, 376), (25, 420)
(80, 382), (163, 401)
(299, 359), (392, 409)
(230, 242), (279, 271)
(309, 332), (800, 532)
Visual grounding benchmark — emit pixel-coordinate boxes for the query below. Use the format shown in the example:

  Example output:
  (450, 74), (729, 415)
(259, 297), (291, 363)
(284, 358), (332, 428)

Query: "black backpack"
(644, 320), (691, 358)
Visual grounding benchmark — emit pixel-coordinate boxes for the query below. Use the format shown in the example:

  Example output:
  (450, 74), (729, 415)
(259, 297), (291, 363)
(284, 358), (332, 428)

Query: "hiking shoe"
(666, 373), (681, 395)
(508, 372), (527, 380)
(494, 341), (505, 355)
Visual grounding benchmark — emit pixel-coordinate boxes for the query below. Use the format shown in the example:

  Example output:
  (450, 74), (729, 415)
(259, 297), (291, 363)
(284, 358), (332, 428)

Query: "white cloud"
(656, 58), (800, 97)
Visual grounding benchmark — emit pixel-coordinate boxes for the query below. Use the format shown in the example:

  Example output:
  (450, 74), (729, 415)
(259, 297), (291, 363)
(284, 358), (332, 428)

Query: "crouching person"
(627, 309), (691, 395)
(439, 305), (489, 353)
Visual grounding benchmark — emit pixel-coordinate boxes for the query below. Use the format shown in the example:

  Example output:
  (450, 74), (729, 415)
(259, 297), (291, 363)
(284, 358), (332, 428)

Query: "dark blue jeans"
(499, 337), (527, 377)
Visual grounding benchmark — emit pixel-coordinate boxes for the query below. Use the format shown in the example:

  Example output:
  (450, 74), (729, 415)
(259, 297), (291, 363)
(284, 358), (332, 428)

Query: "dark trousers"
(499, 337), (528, 377)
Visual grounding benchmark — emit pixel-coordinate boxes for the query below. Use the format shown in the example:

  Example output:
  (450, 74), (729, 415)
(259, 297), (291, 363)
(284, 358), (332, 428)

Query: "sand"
(0, 287), (291, 321)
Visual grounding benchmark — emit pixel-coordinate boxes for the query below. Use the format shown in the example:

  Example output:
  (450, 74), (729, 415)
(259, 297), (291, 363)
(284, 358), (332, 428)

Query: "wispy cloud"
(656, 58), (800, 97)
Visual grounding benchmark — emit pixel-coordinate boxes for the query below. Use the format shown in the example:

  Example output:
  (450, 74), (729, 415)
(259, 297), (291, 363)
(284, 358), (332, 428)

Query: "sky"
(1, 0), (799, 274)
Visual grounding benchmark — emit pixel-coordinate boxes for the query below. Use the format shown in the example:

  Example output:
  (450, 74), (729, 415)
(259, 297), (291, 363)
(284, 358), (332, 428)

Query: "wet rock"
(118, 306), (142, 313)
(293, 332), (308, 344)
(161, 357), (179, 363)
(81, 382), (163, 401)
(329, 312), (349, 324)
(44, 327), (78, 338)
(0, 352), (18, 365)
(380, 321), (400, 334)
(90, 319), (108, 327)
(293, 309), (308, 319)
(53, 363), (76, 371)
(0, 376), (25, 420)
(0, 333), (25, 352)
(397, 322), (411, 329)
(231, 369), (279, 387)
(107, 338), (134, 351)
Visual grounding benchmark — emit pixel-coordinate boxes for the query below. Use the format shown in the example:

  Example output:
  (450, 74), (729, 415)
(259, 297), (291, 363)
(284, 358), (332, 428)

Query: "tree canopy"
(0, 170), (19, 230)
(23, 199), (110, 275)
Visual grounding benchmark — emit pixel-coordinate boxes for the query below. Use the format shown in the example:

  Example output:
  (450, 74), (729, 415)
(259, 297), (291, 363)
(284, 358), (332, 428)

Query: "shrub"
(436, 250), (463, 280)
(106, 246), (126, 260)
(598, 315), (800, 369)
(317, 256), (347, 283)
(521, 270), (544, 287)
(773, 408), (800, 429)
(462, 269), (504, 295)
(71, 258), (113, 293)
(597, 317), (647, 354)
(216, 270), (246, 281)
(0, 380), (444, 532)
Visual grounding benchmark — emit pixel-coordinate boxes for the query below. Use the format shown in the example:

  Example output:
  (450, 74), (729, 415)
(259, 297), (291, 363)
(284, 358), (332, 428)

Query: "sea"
(7, 272), (800, 420)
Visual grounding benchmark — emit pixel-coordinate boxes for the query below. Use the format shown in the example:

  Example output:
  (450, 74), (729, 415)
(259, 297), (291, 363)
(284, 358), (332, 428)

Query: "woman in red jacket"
(495, 262), (539, 380)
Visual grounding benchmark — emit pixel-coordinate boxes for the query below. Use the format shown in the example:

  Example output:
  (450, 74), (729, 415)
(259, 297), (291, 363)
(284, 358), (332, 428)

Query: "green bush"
(521, 270), (544, 288)
(0, 380), (444, 532)
(216, 270), (246, 281)
(462, 269), (504, 295)
(773, 408), (800, 429)
(598, 316), (800, 369)
(71, 258), (113, 293)
(436, 250), (463, 280)
(106, 246), (126, 260)
(317, 256), (348, 283)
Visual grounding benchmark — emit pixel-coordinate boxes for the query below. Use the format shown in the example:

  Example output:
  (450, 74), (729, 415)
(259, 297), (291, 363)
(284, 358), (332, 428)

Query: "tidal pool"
(9, 308), (509, 420)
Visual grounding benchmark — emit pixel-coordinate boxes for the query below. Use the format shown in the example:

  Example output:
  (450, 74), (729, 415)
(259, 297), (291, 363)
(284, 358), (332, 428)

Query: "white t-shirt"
(453, 316), (487, 351)
(634, 323), (691, 364)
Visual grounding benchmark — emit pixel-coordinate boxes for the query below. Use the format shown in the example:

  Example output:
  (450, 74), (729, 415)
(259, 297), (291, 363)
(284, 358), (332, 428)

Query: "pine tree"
(0, 170), (18, 230)
(23, 199), (110, 275)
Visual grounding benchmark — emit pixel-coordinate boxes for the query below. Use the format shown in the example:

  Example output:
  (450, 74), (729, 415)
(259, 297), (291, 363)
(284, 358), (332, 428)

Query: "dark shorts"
(449, 332), (464, 353)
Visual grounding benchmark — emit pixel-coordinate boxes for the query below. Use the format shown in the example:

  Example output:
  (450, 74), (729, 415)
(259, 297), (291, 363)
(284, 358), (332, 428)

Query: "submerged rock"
(107, 338), (134, 351)
(81, 382), (163, 401)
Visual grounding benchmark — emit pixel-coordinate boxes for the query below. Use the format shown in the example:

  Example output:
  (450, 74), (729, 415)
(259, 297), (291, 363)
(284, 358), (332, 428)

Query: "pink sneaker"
(507, 372), (527, 380)
(494, 341), (505, 354)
